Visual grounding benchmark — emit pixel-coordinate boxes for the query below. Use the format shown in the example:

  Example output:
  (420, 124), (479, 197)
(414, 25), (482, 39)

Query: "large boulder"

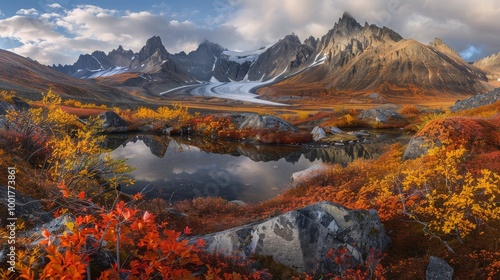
(191, 201), (389, 274)
(403, 116), (500, 160)
(426, 256), (453, 280)
(237, 114), (297, 132)
(99, 111), (129, 133)
(290, 163), (327, 187)
(0, 185), (52, 223)
(358, 108), (404, 123)
(11, 97), (30, 111)
(402, 136), (428, 160)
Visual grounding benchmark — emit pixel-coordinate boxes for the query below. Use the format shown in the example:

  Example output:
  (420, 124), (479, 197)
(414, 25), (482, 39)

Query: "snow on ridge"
(91, 55), (104, 70)
(88, 67), (128, 78)
(212, 55), (218, 71)
(223, 44), (273, 64)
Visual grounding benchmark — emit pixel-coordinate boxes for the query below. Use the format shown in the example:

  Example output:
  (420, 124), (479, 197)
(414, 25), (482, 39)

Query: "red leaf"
(57, 180), (70, 198)
(195, 238), (206, 248)
(183, 226), (192, 235)
(77, 191), (85, 200)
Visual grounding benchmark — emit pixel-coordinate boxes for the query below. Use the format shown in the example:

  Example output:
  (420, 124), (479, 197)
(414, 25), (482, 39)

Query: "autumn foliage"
(1, 88), (499, 279)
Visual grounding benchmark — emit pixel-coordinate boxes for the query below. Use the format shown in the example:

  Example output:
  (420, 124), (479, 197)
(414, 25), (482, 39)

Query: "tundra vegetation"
(0, 89), (499, 279)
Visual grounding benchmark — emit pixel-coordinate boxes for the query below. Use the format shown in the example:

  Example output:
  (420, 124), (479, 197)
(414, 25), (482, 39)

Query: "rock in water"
(191, 201), (389, 274)
(426, 256), (453, 280)
(99, 111), (129, 133)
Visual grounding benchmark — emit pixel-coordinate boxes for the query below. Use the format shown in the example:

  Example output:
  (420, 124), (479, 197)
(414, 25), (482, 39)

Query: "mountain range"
(3, 12), (500, 104)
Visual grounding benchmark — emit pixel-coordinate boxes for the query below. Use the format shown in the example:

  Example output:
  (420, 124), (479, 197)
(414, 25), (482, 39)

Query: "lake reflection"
(109, 131), (411, 203)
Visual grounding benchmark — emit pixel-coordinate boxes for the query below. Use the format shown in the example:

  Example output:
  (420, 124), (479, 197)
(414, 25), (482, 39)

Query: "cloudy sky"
(0, 0), (499, 65)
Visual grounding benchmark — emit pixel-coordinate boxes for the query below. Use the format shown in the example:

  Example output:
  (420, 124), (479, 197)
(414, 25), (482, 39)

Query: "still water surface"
(109, 130), (411, 203)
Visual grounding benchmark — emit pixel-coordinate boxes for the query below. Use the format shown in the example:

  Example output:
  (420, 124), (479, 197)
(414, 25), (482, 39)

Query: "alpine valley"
(1, 11), (500, 280)
(32, 12), (497, 106)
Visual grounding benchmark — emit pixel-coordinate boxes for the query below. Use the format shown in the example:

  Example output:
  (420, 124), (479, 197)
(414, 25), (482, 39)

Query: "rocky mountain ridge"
(50, 12), (495, 97)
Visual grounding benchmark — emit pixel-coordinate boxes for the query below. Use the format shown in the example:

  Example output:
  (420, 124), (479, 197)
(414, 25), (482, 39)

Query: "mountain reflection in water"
(108, 131), (411, 203)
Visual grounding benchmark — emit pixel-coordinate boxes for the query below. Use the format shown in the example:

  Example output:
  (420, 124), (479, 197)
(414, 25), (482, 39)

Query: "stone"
(357, 108), (404, 123)
(237, 114), (297, 132)
(426, 256), (453, 280)
(191, 201), (389, 274)
(99, 111), (129, 133)
(450, 88), (500, 112)
(11, 97), (30, 111)
(330, 126), (343, 134)
(348, 130), (370, 138)
(402, 136), (428, 160)
(0, 185), (52, 223)
(162, 126), (174, 135)
(311, 126), (327, 141)
(290, 163), (326, 187)
(0, 100), (15, 115)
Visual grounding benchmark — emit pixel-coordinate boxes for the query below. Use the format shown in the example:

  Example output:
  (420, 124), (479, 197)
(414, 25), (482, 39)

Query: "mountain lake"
(108, 129), (413, 203)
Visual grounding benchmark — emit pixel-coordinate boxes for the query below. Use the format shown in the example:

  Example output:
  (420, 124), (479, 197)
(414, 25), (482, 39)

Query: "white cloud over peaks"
(0, 5), (246, 65)
(224, 0), (500, 60)
(1, 1), (500, 64)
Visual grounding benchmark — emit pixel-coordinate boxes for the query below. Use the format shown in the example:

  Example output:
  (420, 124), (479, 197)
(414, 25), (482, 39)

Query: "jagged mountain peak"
(143, 36), (168, 55)
(304, 36), (318, 49)
(334, 12), (362, 34)
(281, 33), (301, 44)
(193, 40), (225, 54)
(429, 38), (462, 60)
(474, 50), (500, 72)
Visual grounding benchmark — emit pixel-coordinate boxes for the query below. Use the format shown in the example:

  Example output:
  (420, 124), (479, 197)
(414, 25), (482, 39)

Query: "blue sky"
(0, 1), (499, 65)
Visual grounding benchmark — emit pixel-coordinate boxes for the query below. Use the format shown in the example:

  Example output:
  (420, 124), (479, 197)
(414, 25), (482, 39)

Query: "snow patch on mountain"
(223, 44), (272, 64)
(88, 67), (128, 78)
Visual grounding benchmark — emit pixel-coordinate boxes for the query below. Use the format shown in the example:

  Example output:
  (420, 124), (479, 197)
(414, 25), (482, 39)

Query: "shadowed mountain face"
(47, 12), (493, 99)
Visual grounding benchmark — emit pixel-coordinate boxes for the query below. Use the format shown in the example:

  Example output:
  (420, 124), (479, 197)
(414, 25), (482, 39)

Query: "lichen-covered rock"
(403, 116), (500, 160)
(426, 256), (453, 280)
(191, 201), (389, 274)
(99, 111), (129, 133)
(238, 114), (297, 132)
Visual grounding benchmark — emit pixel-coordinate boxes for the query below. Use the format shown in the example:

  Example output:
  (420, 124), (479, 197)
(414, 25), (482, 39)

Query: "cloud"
(1, 1), (500, 64)
(16, 8), (39, 16)
(47, 3), (63, 9)
(0, 5), (246, 65)
(223, 0), (500, 60)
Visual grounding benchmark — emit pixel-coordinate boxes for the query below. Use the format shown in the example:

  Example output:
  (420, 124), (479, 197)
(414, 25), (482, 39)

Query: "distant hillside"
(0, 49), (141, 103)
